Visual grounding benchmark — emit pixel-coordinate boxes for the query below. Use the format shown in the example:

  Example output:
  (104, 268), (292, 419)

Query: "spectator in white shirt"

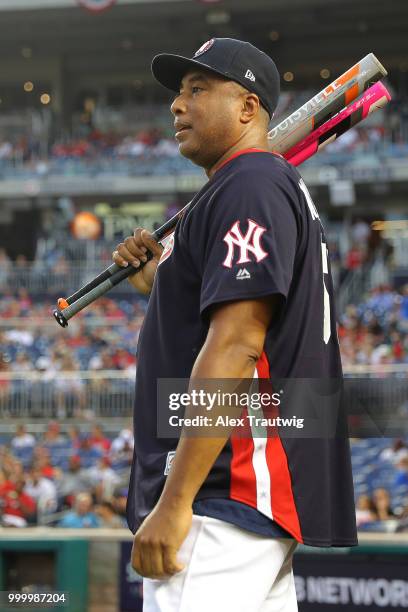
(24, 466), (58, 519)
(380, 439), (408, 465)
(85, 456), (121, 500)
(11, 425), (36, 450)
(110, 429), (134, 455)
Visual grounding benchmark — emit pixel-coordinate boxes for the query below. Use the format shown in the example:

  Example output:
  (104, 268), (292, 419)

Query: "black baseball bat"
(53, 203), (189, 327)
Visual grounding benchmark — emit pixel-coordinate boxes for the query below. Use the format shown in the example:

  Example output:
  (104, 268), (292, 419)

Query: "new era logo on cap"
(245, 69), (256, 82)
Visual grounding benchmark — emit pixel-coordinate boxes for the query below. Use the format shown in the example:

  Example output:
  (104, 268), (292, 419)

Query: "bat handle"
(53, 253), (153, 327)
(62, 262), (122, 306)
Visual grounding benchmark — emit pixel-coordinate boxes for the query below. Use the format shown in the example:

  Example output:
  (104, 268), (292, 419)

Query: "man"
(0, 474), (36, 527)
(55, 454), (89, 505)
(10, 424), (36, 450)
(24, 465), (58, 519)
(58, 492), (100, 528)
(113, 38), (357, 611)
(85, 456), (121, 500)
(41, 420), (66, 446)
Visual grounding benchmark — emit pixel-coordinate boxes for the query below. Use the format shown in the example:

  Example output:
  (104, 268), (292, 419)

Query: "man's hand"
(113, 228), (163, 295)
(131, 500), (192, 579)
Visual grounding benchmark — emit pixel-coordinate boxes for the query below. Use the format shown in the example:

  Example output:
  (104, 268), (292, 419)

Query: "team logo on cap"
(194, 39), (215, 58)
(77, 0), (116, 12)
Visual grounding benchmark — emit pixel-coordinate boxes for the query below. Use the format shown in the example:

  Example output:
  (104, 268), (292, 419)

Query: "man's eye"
(192, 86), (203, 94)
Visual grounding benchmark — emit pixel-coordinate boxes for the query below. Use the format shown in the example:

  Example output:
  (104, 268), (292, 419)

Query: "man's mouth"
(175, 124), (192, 138)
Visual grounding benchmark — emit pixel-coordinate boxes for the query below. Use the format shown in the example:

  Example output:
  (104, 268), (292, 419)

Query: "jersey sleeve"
(200, 168), (299, 317)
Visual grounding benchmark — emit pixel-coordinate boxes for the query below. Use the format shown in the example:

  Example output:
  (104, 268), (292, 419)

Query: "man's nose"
(170, 94), (187, 116)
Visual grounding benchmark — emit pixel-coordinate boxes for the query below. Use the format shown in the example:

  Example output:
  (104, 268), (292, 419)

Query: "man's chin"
(178, 143), (202, 166)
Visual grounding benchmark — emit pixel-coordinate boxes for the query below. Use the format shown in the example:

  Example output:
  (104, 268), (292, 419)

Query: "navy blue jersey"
(127, 150), (357, 547)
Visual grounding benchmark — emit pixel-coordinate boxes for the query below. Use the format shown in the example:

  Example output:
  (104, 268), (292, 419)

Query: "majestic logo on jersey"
(236, 268), (251, 280)
(223, 219), (268, 268)
(194, 39), (215, 57)
(158, 232), (175, 266)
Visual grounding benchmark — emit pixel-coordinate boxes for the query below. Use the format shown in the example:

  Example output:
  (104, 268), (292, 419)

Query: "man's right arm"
(113, 228), (163, 295)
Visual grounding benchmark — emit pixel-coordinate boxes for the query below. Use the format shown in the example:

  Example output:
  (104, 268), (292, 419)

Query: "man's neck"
(206, 137), (269, 178)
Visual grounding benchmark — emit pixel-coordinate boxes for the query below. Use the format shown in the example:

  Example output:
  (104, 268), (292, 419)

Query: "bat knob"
(53, 309), (68, 328)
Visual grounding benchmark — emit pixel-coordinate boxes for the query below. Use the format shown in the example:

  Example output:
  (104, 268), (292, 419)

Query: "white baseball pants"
(143, 514), (298, 612)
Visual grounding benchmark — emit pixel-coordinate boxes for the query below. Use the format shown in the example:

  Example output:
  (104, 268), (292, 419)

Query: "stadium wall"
(0, 530), (407, 612)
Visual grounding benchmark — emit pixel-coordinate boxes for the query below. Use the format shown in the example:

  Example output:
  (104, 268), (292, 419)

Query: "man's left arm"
(131, 294), (281, 578)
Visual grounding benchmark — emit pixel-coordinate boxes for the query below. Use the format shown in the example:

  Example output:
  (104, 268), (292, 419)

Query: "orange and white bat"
(268, 53), (387, 154)
(284, 81), (391, 166)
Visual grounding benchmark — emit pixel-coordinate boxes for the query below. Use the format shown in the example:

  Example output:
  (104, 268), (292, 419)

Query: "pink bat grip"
(285, 82), (391, 167)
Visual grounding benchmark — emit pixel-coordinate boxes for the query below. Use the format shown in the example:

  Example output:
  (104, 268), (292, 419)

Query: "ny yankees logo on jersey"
(223, 219), (268, 268)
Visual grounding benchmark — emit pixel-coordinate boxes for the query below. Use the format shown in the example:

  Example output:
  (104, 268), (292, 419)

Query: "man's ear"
(240, 93), (261, 125)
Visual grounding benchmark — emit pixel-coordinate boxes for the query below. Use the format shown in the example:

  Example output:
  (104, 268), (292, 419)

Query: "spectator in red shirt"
(88, 424), (111, 453)
(32, 447), (59, 480)
(112, 348), (136, 370)
(345, 245), (364, 271)
(0, 476), (36, 526)
(103, 299), (126, 321)
(390, 331), (405, 362)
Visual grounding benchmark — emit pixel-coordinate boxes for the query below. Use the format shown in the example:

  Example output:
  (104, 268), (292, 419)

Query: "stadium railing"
(1, 264), (135, 295)
(0, 371), (135, 420)
(0, 142), (407, 180)
(0, 366), (407, 421)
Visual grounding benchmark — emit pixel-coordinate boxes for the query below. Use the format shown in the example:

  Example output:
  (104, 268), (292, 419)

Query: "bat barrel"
(284, 82), (392, 165)
(268, 53), (388, 155)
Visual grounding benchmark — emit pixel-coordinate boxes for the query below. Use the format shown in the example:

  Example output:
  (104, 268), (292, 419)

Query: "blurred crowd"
(0, 217), (396, 298)
(0, 291), (144, 374)
(339, 285), (408, 366)
(0, 127), (179, 164)
(354, 438), (408, 533)
(355, 487), (408, 532)
(1, 285), (407, 378)
(0, 292), (145, 418)
(0, 100), (407, 180)
(327, 218), (395, 291)
(0, 422), (407, 532)
(0, 285), (406, 531)
(0, 421), (133, 528)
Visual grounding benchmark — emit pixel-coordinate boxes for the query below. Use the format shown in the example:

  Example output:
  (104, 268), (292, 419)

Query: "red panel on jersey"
(257, 351), (303, 543)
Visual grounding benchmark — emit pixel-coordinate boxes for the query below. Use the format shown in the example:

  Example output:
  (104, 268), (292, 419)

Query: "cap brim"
(151, 53), (229, 92)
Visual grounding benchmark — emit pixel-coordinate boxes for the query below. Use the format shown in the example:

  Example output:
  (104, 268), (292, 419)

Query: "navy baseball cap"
(151, 38), (280, 118)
